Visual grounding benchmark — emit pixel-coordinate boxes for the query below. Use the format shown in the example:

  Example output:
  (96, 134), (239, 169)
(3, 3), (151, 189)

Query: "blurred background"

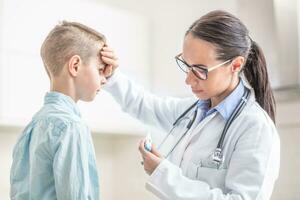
(0, 0), (299, 199)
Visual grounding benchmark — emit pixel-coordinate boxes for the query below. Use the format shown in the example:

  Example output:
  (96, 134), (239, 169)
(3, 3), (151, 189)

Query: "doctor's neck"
(210, 76), (240, 108)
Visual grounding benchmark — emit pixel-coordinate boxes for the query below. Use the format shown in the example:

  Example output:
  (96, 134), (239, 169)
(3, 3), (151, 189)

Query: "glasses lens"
(192, 67), (207, 80)
(176, 57), (189, 73)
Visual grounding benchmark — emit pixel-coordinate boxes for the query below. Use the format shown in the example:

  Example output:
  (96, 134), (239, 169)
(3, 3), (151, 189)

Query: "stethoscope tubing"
(159, 88), (251, 160)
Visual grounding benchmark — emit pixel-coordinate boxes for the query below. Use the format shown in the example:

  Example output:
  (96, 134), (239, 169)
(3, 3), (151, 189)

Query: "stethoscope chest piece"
(211, 148), (224, 168)
(198, 148), (224, 169)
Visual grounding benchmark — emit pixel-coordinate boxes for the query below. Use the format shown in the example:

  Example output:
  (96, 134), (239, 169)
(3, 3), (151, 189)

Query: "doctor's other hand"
(100, 45), (119, 78)
(138, 139), (164, 175)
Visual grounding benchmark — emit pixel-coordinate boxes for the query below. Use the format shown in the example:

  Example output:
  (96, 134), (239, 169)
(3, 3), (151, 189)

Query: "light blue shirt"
(197, 79), (245, 122)
(10, 92), (99, 200)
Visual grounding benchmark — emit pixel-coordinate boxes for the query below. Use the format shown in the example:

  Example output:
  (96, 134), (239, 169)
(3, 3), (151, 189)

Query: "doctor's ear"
(68, 55), (82, 77)
(231, 56), (245, 73)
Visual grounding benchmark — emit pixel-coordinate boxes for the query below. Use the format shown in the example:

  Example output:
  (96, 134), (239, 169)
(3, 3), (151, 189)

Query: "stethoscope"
(158, 88), (251, 167)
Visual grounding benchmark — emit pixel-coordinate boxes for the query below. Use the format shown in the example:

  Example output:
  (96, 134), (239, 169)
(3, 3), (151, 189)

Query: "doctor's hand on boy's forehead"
(100, 45), (119, 78)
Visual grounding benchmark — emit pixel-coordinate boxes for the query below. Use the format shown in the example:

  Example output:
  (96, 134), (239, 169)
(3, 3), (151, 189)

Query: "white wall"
(272, 101), (300, 200)
(0, 128), (18, 198)
(0, 0), (5, 118)
(298, 0), (300, 85)
(273, 0), (299, 87)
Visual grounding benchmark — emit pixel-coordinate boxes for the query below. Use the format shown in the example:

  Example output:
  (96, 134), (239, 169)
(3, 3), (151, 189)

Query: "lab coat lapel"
(187, 112), (218, 144)
(159, 122), (188, 158)
(159, 109), (218, 166)
(176, 112), (218, 166)
(159, 107), (198, 159)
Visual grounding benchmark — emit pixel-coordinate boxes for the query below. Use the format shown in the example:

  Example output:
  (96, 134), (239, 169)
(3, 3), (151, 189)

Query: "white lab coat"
(104, 69), (280, 200)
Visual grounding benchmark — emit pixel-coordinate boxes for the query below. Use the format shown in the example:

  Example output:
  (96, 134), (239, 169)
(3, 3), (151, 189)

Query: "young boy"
(10, 21), (111, 200)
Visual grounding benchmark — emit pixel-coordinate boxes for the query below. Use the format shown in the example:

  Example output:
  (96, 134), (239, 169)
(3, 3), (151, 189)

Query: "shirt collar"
(44, 91), (81, 117)
(197, 79), (245, 121)
(214, 80), (245, 120)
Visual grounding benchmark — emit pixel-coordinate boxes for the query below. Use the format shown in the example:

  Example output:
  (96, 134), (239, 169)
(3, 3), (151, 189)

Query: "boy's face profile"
(72, 43), (107, 102)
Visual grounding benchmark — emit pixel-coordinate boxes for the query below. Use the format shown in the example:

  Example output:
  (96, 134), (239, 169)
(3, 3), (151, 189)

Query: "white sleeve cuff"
(145, 159), (173, 200)
(103, 68), (122, 89)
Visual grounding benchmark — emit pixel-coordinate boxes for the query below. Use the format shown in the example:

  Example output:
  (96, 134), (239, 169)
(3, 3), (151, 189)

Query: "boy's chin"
(80, 90), (100, 102)
(84, 98), (94, 102)
(82, 94), (97, 102)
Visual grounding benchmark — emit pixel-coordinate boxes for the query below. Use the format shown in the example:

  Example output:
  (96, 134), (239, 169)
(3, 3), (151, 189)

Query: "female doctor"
(101, 10), (280, 200)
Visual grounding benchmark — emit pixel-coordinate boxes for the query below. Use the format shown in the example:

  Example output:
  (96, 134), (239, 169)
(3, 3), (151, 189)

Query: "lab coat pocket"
(195, 158), (228, 189)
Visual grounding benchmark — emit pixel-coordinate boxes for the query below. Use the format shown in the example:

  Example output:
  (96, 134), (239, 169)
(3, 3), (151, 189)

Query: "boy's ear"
(231, 56), (245, 73)
(68, 55), (81, 77)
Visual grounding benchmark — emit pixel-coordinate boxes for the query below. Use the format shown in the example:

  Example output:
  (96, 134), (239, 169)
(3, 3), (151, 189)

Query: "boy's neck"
(50, 77), (78, 103)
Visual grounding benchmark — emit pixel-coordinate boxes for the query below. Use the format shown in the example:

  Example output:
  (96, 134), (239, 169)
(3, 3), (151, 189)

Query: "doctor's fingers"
(103, 65), (113, 77)
(138, 139), (147, 166)
(138, 139), (154, 159)
(142, 151), (163, 175)
(101, 56), (119, 69)
(138, 139), (147, 156)
(101, 51), (118, 60)
(150, 145), (163, 158)
(138, 139), (162, 160)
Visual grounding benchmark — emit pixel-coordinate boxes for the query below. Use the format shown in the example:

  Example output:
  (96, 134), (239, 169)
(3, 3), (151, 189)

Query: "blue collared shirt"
(197, 79), (245, 122)
(10, 92), (99, 200)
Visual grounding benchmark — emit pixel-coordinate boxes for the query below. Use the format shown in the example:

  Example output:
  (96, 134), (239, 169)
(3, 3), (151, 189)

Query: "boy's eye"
(98, 68), (104, 73)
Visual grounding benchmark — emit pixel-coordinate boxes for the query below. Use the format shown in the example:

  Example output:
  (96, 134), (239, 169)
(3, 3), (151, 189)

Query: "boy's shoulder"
(35, 103), (81, 121)
(30, 105), (87, 136)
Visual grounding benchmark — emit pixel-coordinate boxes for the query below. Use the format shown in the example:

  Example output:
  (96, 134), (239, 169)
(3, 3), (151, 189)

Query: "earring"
(232, 62), (241, 70)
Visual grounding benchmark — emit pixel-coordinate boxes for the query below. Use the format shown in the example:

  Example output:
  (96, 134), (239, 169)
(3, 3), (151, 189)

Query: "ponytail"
(243, 40), (276, 123)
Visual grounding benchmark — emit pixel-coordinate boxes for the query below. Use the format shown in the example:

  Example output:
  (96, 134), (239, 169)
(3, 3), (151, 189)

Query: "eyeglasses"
(175, 53), (232, 80)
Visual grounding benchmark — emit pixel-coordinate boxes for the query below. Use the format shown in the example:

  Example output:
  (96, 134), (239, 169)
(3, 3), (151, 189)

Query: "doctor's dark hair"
(186, 10), (276, 123)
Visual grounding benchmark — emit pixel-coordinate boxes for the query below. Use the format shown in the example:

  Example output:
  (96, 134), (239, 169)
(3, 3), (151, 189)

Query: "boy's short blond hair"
(41, 21), (106, 77)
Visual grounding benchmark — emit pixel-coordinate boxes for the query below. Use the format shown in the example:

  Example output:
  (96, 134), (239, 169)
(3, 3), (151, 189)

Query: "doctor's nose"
(185, 70), (198, 86)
